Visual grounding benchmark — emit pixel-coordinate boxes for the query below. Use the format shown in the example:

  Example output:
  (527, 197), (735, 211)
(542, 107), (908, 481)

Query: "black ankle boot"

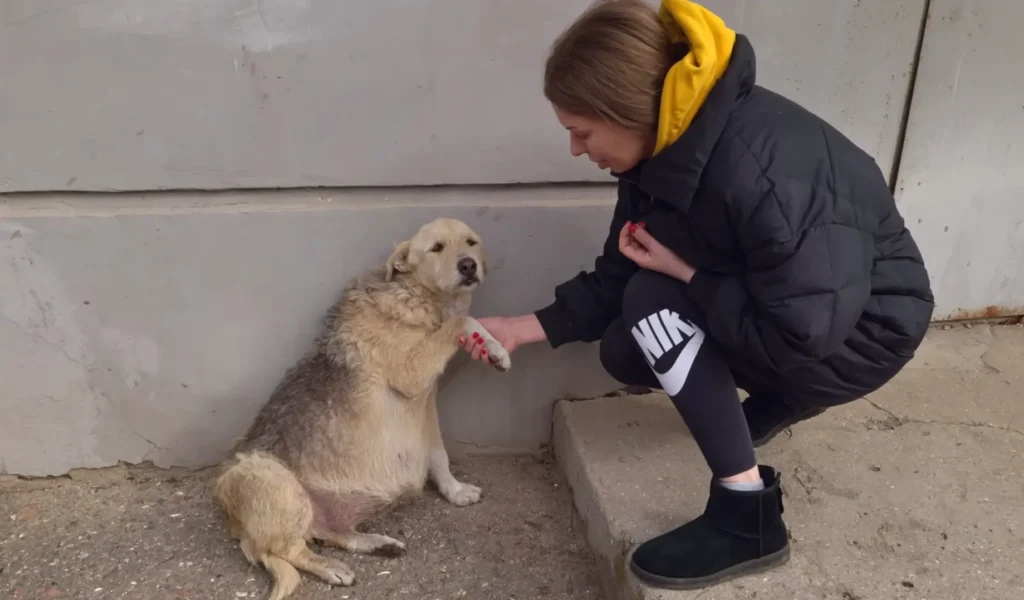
(743, 395), (825, 448)
(629, 465), (790, 590)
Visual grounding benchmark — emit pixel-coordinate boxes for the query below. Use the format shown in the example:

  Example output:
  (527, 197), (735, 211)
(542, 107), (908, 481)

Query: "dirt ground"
(0, 455), (601, 600)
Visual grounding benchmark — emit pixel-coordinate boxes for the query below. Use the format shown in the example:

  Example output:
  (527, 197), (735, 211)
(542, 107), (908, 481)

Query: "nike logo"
(630, 309), (705, 396)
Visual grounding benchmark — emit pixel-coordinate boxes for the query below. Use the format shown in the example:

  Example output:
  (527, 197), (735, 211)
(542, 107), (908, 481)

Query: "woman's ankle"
(719, 465), (763, 490)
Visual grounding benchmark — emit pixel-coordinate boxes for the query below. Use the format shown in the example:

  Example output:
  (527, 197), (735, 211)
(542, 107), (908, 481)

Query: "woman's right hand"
(458, 314), (546, 365)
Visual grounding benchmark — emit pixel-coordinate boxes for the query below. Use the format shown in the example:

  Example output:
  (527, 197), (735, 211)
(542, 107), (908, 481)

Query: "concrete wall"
(0, 0), (923, 191)
(1, 0), (1019, 476)
(0, 188), (622, 476)
(892, 0), (1024, 320)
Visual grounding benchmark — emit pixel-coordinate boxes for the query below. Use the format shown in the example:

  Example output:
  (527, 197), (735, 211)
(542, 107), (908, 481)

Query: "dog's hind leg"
(214, 453), (356, 598)
(316, 530), (407, 557)
(281, 544), (355, 586)
(306, 488), (407, 556)
(259, 542), (355, 600)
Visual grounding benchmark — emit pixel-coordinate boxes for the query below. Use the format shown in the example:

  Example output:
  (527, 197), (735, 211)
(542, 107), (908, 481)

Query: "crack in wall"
(133, 432), (168, 452)
(888, 0), (933, 192)
(2, 313), (96, 368)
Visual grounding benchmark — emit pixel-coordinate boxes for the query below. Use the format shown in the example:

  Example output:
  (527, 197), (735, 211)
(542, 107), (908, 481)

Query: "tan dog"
(213, 218), (510, 600)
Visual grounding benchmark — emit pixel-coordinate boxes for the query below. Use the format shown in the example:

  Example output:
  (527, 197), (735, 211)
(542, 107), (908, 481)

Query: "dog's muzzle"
(457, 257), (479, 286)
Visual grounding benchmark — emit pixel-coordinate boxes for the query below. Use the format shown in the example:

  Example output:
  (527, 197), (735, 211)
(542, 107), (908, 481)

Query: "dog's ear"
(385, 240), (412, 281)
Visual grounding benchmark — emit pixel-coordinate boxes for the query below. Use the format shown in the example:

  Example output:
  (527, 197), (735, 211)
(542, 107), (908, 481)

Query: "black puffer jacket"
(535, 34), (935, 401)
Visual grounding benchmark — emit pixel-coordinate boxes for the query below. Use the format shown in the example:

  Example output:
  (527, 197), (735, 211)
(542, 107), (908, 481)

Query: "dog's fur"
(213, 218), (511, 600)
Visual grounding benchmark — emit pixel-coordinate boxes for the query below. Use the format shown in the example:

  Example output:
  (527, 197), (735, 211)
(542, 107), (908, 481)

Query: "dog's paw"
(463, 318), (512, 372)
(486, 344), (511, 372)
(441, 480), (483, 507)
(321, 557), (356, 587)
(372, 538), (407, 558)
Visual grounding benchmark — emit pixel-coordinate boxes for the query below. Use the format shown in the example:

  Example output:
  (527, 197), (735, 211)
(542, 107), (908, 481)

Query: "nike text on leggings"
(599, 270), (757, 478)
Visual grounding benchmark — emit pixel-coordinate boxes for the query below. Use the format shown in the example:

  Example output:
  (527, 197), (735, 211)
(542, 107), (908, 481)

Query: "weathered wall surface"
(0, 0), (923, 191)
(893, 0), (1024, 320)
(0, 188), (621, 476)
(2, 0), (1020, 476)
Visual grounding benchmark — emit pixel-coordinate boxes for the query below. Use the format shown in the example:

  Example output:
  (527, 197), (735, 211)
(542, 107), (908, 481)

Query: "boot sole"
(629, 544), (790, 590)
(750, 407), (826, 448)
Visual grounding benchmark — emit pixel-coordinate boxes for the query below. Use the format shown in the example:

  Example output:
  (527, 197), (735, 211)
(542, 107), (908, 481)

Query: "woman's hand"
(618, 221), (696, 283)
(458, 315), (546, 365)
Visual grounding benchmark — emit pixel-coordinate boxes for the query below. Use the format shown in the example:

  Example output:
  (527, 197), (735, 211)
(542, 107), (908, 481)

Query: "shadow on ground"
(0, 455), (601, 600)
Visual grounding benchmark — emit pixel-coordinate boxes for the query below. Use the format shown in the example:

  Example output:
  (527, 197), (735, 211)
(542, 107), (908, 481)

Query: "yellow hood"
(652, 0), (736, 156)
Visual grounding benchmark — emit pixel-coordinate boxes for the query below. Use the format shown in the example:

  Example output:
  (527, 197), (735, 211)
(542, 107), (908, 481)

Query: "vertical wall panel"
(894, 0), (1024, 319)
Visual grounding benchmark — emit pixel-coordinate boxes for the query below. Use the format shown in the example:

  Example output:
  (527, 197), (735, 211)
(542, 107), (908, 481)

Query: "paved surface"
(553, 324), (1024, 600)
(0, 456), (600, 600)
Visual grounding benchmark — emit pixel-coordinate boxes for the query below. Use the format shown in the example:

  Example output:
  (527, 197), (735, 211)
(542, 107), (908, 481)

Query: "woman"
(461, 0), (935, 590)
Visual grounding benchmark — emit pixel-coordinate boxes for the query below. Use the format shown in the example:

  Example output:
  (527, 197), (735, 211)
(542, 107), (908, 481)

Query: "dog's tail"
(263, 553), (302, 600)
(213, 451), (315, 600)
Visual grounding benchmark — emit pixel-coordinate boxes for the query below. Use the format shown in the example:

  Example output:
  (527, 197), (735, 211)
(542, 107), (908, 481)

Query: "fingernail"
(628, 225), (637, 234)
(481, 349), (488, 357)
(471, 332), (479, 339)
(637, 221), (646, 228)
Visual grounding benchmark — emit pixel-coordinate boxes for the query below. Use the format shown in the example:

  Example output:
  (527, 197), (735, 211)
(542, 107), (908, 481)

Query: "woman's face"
(553, 105), (654, 174)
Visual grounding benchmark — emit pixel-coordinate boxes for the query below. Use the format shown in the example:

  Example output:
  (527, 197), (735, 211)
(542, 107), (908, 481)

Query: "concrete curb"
(553, 398), (629, 599)
(553, 394), (724, 600)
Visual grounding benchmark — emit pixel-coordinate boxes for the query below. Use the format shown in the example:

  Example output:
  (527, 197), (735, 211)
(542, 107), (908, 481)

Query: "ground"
(555, 324), (1024, 599)
(0, 455), (600, 600)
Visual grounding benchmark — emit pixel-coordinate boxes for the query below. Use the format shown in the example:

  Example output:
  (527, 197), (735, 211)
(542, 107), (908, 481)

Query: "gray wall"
(1, 0), (1020, 476)
(0, 188), (621, 475)
(0, 0), (923, 191)
(892, 0), (1024, 320)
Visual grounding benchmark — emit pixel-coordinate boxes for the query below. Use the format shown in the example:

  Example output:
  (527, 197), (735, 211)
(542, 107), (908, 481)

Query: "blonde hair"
(544, 0), (681, 134)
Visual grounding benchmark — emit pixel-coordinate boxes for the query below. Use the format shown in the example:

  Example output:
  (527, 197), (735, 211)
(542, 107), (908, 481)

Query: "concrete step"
(552, 325), (1024, 600)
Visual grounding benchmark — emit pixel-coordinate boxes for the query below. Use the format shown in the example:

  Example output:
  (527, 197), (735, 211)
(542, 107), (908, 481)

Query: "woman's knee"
(599, 319), (643, 385)
(622, 270), (664, 313)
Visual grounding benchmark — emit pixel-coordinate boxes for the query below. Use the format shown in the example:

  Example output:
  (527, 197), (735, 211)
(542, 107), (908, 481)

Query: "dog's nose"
(458, 257), (477, 277)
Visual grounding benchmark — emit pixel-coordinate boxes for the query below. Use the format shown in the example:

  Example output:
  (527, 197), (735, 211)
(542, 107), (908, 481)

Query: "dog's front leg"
(425, 392), (481, 507)
(387, 318), (467, 398)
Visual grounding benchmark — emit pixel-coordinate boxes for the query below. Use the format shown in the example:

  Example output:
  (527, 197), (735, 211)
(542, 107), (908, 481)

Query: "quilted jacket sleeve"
(686, 190), (874, 373)
(534, 182), (640, 348)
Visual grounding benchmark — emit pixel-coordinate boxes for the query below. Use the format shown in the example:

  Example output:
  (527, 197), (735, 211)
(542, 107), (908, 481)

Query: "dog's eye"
(466, 238), (478, 247)
(430, 242), (445, 253)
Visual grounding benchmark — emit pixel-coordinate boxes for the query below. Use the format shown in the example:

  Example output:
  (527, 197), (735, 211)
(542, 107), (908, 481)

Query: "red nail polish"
(472, 332), (479, 339)
(481, 349), (488, 357)
(628, 225), (637, 234)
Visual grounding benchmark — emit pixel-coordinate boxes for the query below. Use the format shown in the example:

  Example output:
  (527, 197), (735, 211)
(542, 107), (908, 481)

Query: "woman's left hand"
(618, 221), (696, 283)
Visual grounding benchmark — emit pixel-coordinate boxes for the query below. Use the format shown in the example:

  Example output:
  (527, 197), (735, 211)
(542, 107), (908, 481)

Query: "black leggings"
(599, 270), (762, 478)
